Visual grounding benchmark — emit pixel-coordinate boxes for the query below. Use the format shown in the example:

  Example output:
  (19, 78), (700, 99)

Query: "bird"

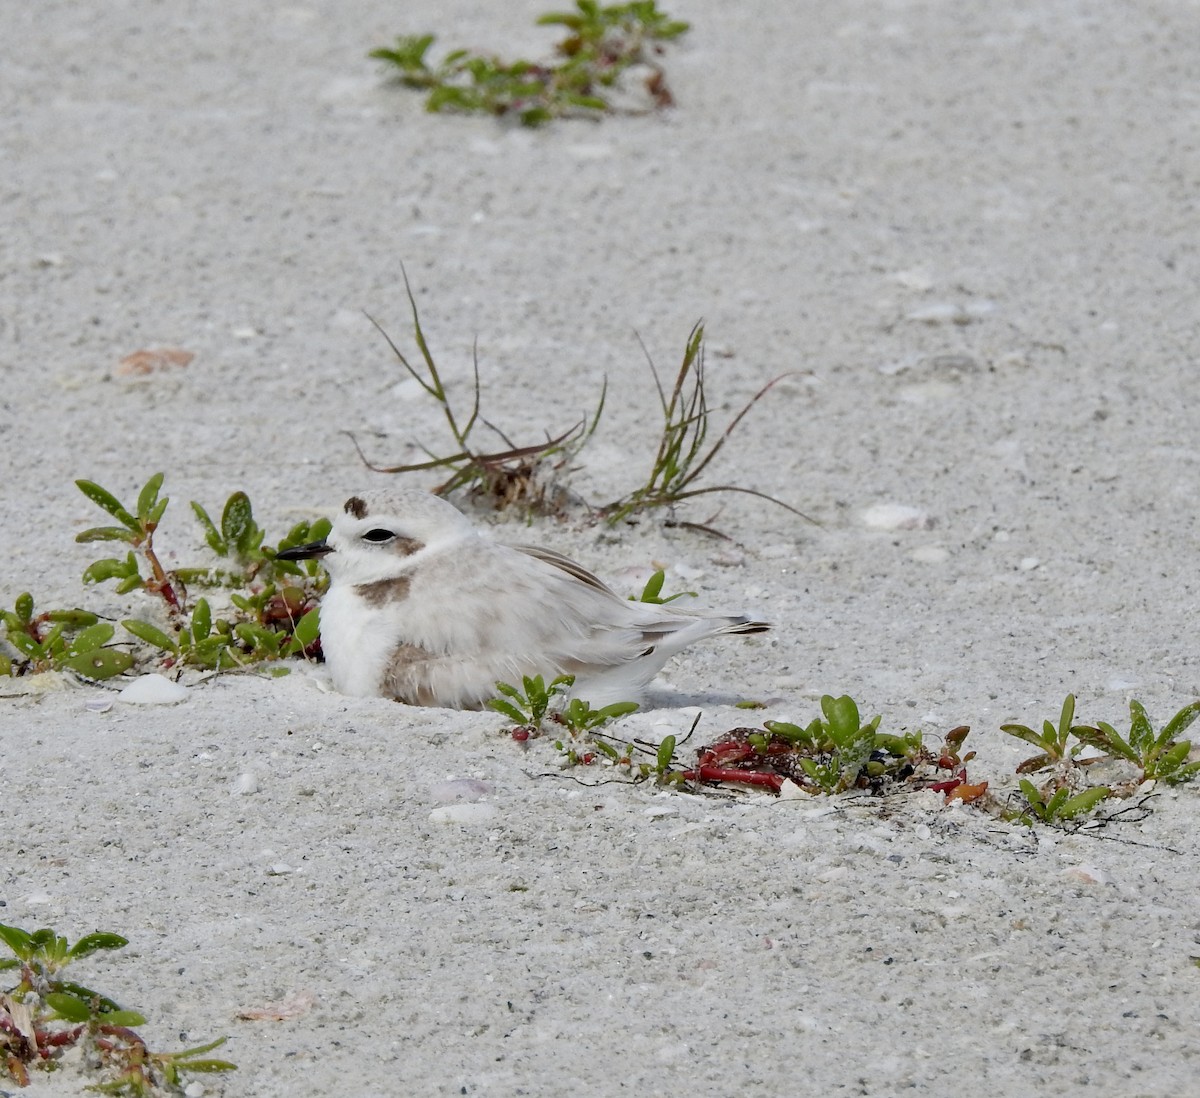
(277, 487), (769, 710)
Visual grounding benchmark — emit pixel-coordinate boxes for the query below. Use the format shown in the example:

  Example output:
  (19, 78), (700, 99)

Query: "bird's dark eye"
(361, 528), (395, 544)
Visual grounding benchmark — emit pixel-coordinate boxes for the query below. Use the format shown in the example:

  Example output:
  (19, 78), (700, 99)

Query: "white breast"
(317, 584), (399, 696)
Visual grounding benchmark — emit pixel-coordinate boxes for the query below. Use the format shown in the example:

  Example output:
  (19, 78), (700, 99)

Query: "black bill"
(276, 539), (333, 561)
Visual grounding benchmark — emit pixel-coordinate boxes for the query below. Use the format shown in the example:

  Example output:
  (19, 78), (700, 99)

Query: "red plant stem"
(684, 766), (785, 792)
(929, 768), (966, 794)
(141, 526), (184, 615)
(38, 1025), (85, 1048)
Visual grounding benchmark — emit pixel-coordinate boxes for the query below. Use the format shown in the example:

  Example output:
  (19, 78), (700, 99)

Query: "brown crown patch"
(344, 495), (368, 519)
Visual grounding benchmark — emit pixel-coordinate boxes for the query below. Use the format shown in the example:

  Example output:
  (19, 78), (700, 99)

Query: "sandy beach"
(4, 2), (1200, 1094)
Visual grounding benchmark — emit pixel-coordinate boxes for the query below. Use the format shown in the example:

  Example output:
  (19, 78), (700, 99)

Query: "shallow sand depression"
(3, 2), (1199, 1094)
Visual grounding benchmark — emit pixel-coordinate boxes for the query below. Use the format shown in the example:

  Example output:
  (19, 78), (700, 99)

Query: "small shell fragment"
(1063, 864), (1110, 886)
(429, 802), (498, 824)
(118, 674), (188, 705)
(232, 772), (260, 795)
(236, 990), (317, 1021)
(429, 778), (492, 804)
(645, 804), (679, 819)
(115, 347), (194, 376)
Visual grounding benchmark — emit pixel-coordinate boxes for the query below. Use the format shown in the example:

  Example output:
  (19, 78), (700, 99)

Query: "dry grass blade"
(363, 264), (481, 452)
(347, 424), (584, 478)
(351, 272), (605, 514)
(602, 323), (813, 527)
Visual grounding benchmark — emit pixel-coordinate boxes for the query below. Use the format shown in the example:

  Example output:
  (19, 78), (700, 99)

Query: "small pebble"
(84, 696), (115, 714)
(429, 802), (498, 825)
(906, 300), (995, 324)
(1018, 556), (1041, 571)
(645, 804), (678, 819)
(429, 778), (492, 804)
(803, 805), (839, 820)
(905, 302), (966, 324)
(774, 677), (807, 690)
(1106, 677), (1141, 691)
(118, 674), (188, 705)
(862, 503), (934, 531)
(890, 267), (935, 291)
(184, 1084), (206, 1098)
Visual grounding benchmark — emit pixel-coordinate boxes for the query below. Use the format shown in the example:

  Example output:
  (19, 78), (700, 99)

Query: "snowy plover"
(278, 487), (769, 709)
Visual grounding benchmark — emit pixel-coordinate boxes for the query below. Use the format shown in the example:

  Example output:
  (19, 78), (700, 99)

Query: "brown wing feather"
(512, 544), (621, 598)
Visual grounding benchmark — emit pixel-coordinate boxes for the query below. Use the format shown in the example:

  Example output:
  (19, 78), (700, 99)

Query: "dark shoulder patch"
(354, 575), (411, 607)
(344, 495), (368, 519)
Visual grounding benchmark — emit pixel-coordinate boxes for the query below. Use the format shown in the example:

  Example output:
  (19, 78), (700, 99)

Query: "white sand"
(3, 2), (1199, 1094)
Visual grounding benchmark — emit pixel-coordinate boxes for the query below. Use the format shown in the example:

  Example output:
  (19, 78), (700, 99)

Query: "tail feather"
(567, 613), (770, 707)
(723, 617), (769, 635)
(647, 614), (770, 656)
